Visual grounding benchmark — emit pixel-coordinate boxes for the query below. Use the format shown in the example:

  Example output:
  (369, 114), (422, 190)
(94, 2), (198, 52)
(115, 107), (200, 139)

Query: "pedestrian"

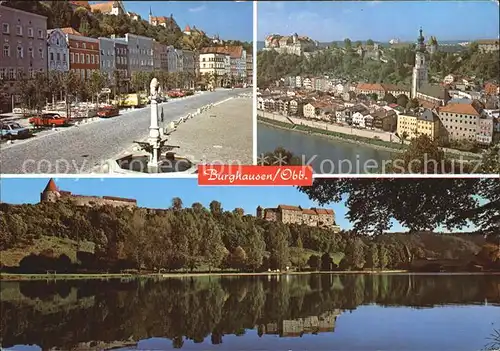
(161, 107), (164, 123)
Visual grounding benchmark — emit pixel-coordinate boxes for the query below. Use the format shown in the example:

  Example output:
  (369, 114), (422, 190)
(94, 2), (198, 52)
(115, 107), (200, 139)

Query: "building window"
(91, 55), (95, 64)
(39, 48), (43, 58)
(17, 46), (23, 58)
(3, 44), (10, 57)
(9, 68), (15, 80)
(86, 54), (90, 64)
(56, 52), (60, 62)
(38, 29), (43, 39)
(2, 23), (9, 34)
(75, 53), (79, 63)
(16, 25), (22, 36)
(82, 43), (86, 49)
(80, 53), (84, 62)
(70, 53), (74, 63)
(63, 53), (66, 62)
(27, 27), (33, 38)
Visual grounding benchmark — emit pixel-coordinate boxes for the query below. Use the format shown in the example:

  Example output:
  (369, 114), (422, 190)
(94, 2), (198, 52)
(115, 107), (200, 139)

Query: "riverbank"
(258, 115), (482, 161)
(3, 270), (500, 281)
(258, 116), (404, 154)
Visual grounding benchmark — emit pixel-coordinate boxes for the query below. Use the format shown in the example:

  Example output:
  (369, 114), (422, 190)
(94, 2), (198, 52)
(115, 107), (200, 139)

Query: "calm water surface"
(1, 274), (499, 351)
(257, 123), (394, 174)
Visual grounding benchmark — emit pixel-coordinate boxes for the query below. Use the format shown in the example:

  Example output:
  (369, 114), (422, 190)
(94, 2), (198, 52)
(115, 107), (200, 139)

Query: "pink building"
(0, 4), (48, 112)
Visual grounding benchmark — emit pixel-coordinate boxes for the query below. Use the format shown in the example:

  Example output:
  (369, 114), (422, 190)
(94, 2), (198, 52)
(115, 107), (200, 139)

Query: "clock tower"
(411, 28), (428, 99)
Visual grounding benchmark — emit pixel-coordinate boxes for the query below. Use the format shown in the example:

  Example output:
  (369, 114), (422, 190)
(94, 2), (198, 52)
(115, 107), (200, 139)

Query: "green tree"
(244, 226), (266, 271)
(383, 93), (397, 104)
(366, 243), (380, 270)
(171, 197), (183, 211)
(378, 244), (389, 269)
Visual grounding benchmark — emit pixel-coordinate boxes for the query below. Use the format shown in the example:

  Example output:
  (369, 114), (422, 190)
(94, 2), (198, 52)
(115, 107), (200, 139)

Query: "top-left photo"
(0, 0), (254, 175)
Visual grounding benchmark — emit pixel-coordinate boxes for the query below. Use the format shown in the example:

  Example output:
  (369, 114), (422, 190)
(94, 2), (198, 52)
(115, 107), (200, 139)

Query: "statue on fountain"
(150, 77), (160, 99)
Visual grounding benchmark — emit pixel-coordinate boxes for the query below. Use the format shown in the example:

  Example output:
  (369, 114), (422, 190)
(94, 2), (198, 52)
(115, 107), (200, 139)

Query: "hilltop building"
(40, 179), (137, 208)
(256, 205), (340, 231)
(89, 1), (126, 16)
(264, 33), (318, 56)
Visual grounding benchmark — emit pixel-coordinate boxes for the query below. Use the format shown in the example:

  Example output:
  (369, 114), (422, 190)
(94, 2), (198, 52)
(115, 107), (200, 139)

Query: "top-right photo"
(256, 1), (500, 175)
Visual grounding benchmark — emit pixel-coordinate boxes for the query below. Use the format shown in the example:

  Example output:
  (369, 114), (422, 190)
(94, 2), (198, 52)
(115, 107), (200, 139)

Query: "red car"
(97, 106), (120, 118)
(29, 113), (70, 128)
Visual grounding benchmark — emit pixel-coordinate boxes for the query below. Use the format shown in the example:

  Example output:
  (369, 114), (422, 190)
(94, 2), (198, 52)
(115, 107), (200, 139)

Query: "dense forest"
(257, 41), (499, 87)
(2, 274), (499, 350)
(0, 188), (497, 274)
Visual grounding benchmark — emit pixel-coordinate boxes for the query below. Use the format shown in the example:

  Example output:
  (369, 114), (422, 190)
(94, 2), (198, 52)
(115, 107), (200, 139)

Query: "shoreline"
(258, 117), (402, 154)
(258, 116), (481, 160)
(2, 270), (499, 281)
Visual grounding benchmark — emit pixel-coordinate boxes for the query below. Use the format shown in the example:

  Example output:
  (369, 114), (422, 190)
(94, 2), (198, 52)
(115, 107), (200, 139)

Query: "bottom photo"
(0, 177), (499, 351)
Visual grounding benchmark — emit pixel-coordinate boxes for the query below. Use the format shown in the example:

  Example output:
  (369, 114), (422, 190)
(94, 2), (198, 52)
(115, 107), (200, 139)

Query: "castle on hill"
(264, 33), (318, 56)
(256, 205), (340, 232)
(40, 179), (137, 208)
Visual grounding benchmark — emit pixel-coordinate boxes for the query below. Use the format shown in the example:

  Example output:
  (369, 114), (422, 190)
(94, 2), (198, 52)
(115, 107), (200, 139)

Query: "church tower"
(148, 6), (153, 25)
(40, 178), (61, 203)
(411, 28), (428, 99)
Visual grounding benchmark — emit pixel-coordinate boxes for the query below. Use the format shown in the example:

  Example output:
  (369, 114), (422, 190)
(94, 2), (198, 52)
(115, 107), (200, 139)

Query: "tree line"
(257, 40), (499, 88)
(0, 187), (497, 273)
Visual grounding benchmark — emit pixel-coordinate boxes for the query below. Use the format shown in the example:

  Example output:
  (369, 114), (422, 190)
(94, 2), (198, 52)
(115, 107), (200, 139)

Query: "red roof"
(278, 204), (302, 211)
(43, 179), (59, 192)
(60, 27), (83, 36)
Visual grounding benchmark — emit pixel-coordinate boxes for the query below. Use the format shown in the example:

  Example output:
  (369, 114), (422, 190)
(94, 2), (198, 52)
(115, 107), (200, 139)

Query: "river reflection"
(1, 274), (499, 351)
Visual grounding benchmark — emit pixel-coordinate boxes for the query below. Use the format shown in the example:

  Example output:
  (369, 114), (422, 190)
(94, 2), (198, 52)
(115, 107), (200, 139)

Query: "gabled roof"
(418, 109), (438, 122)
(60, 27), (83, 36)
(200, 46), (244, 58)
(278, 204), (302, 211)
(438, 101), (482, 116)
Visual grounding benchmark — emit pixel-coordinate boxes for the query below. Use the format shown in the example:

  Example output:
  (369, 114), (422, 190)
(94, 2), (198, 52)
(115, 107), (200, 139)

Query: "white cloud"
(188, 5), (206, 12)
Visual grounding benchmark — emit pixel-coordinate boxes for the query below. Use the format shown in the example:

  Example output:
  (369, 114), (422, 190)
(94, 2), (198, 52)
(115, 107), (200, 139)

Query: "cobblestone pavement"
(0, 89), (251, 174)
(168, 97), (253, 165)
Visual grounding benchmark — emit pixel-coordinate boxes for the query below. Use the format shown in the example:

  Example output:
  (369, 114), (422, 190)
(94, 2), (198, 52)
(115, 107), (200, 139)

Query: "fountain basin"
(101, 153), (198, 174)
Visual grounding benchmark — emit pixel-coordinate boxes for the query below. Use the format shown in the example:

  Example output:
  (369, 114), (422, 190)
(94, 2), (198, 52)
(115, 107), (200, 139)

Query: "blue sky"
(0, 178), (482, 233)
(122, 1), (253, 41)
(257, 1), (500, 42)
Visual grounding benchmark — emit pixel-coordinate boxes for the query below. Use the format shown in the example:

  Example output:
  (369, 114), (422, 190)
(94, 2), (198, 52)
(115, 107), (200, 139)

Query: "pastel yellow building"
(397, 113), (418, 139)
(416, 109), (441, 140)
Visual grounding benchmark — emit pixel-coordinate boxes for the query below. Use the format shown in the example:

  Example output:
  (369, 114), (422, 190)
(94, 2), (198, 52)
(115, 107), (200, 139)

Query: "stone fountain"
(98, 78), (197, 174)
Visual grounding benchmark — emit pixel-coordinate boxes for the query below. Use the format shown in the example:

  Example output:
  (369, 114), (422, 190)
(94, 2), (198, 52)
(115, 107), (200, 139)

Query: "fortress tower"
(40, 178), (61, 203)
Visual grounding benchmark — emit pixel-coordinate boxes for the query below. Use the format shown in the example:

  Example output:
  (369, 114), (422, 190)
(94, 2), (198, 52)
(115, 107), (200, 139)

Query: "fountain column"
(148, 78), (161, 173)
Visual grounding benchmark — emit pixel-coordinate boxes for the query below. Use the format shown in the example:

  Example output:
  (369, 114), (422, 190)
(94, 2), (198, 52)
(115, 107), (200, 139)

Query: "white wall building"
(47, 28), (69, 72)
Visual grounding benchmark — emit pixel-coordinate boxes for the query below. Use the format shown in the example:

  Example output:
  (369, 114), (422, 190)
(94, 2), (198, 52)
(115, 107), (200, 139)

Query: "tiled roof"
(278, 205), (302, 211)
(60, 27), (82, 36)
(200, 46), (243, 58)
(43, 179), (59, 192)
(312, 208), (334, 215)
(477, 39), (500, 45)
(302, 209), (316, 215)
(356, 83), (385, 91)
(438, 102), (482, 116)
(418, 109), (438, 122)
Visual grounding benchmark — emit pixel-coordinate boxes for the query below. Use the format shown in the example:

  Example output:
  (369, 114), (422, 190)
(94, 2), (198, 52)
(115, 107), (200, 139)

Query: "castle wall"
(69, 195), (136, 208)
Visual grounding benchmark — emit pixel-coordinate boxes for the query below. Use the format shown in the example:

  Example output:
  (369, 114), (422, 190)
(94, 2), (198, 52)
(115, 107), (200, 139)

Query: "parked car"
(97, 106), (120, 118)
(0, 122), (31, 140)
(29, 113), (70, 128)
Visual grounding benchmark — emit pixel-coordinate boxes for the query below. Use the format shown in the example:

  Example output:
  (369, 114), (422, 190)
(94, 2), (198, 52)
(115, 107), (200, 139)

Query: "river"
(1, 273), (499, 351)
(257, 123), (395, 174)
